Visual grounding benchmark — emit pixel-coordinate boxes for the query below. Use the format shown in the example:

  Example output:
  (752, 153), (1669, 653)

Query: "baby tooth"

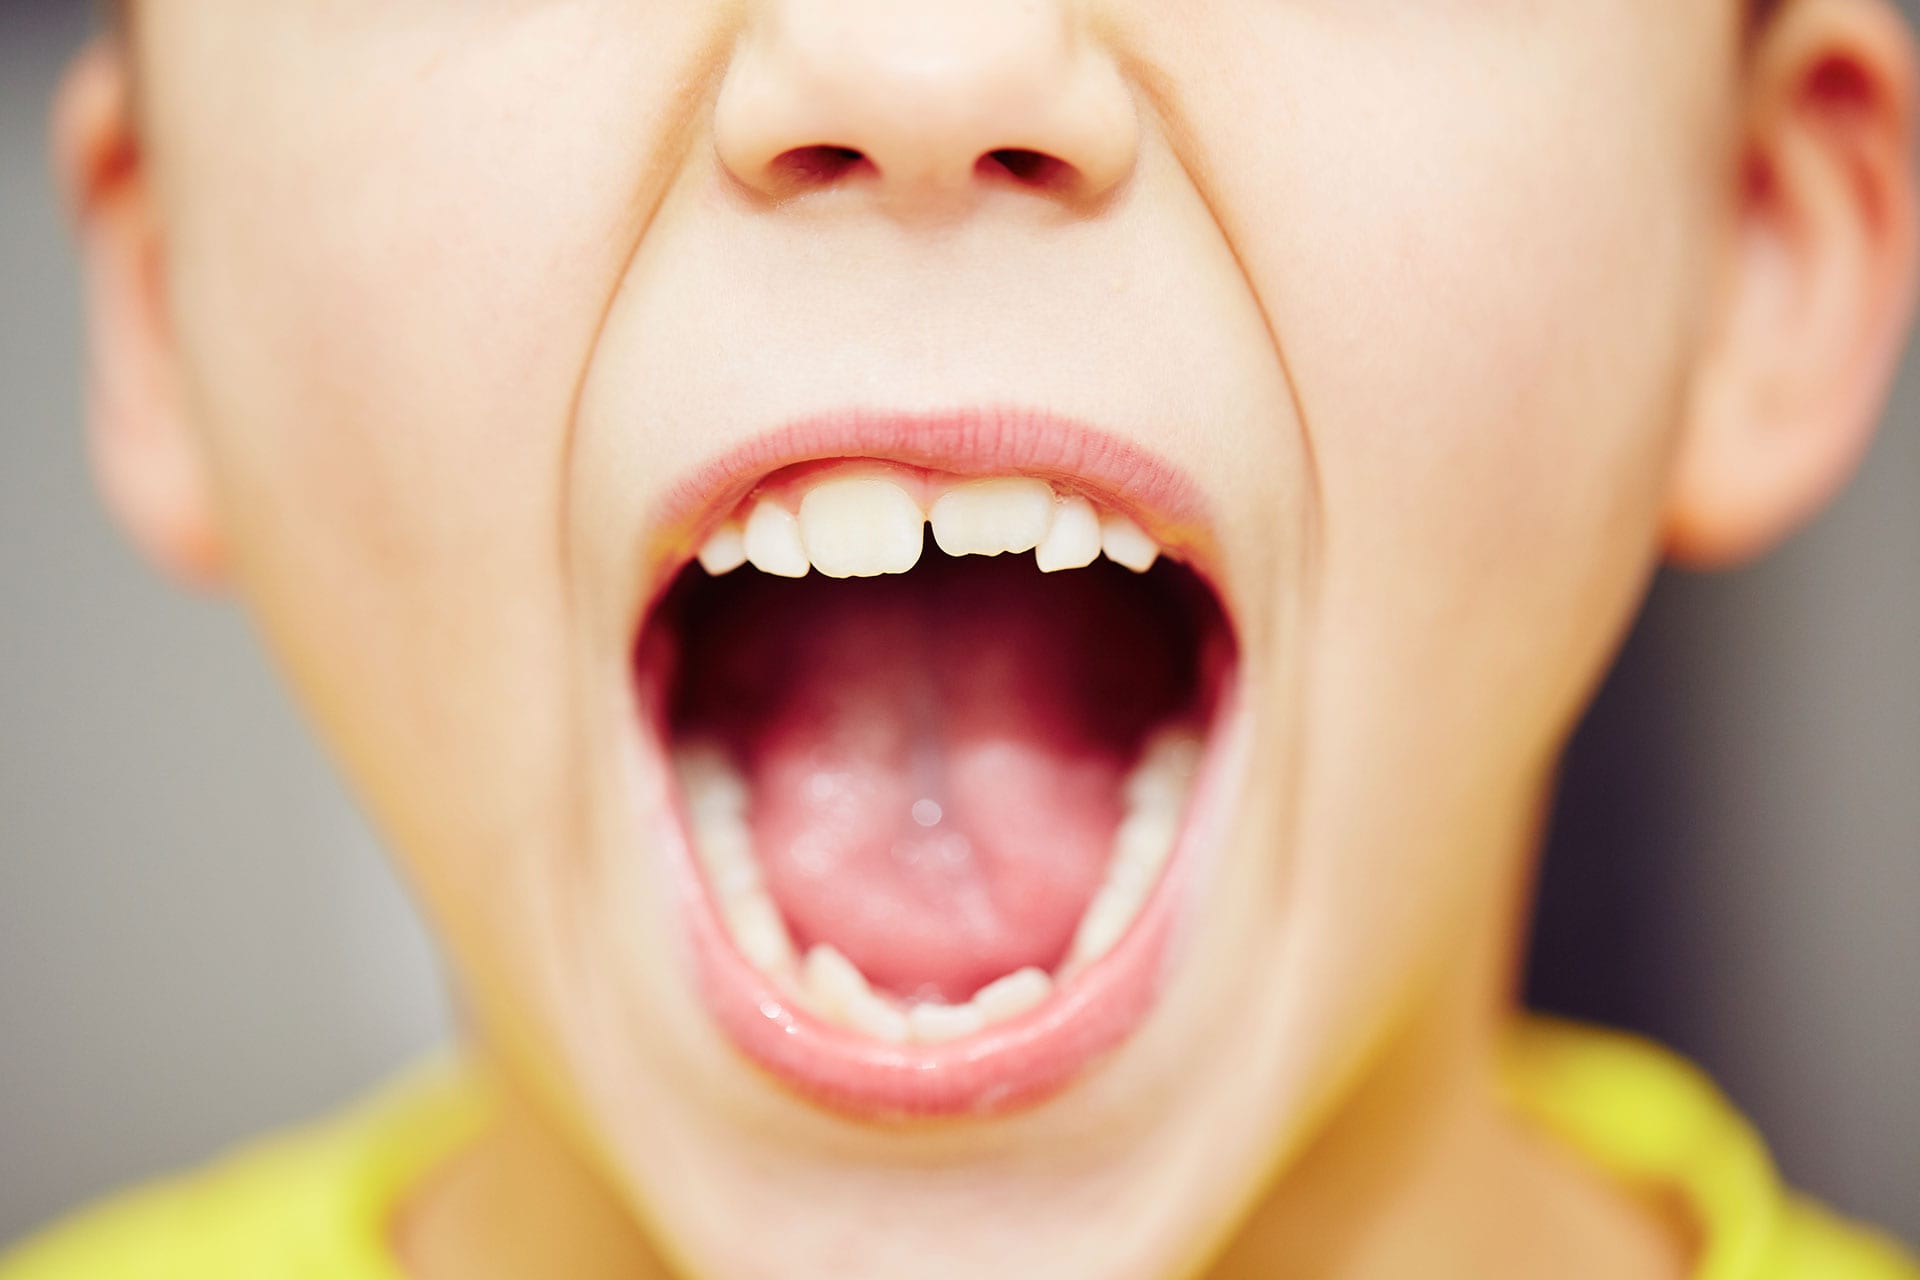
(1105, 808), (1177, 897)
(724, 892), (797, 975)
(973, 967), (1052, 1023)
(847, 995), (910, 1044)
(798, 476), (925, 579)
(908, 1000), (986, 1044)
(1063, 880), (1143, 975)
(930, 478), (1054, 558)
(1034, 494), (1102, 572)
(693, 815), (759, 899)
(1124, 729), (1202, 812)
(805, 944), (863, 1009)
(1143, 728), (1203, 780)
(743, 501), (810, 578)
(676, 743), (746, 806)
(804, 945), (909, 1043)
(696, 522), (748, 575)
(1100, 513), (1159, 573)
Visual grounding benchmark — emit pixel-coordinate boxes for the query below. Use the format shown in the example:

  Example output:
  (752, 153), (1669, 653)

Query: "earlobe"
(1666, 0), (1919, 568)
(52, 38), (225, 587)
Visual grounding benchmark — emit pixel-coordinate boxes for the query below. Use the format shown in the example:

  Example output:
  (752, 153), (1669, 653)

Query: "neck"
(1207, 805), (1690, 1280)
(393, 1061), (676, 1280)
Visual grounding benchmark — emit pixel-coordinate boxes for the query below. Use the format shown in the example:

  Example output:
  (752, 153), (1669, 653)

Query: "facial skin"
(54, 2), (1915, 1277)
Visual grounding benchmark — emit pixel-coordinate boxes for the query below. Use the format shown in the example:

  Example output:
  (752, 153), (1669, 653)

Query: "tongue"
(675, 554), (1191, 1002)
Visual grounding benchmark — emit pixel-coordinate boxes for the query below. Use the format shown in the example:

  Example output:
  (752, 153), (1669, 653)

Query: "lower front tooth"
(973, 967), (1052, 1022)
(804, 945), (909, 1043)
(743, 501), (810, 578)
(1100, 512), (1160, 573)
(908, 1000), (985, 1044)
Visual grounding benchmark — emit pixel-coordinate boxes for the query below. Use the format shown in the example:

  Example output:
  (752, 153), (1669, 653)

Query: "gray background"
(3, 0), (1915, 1254)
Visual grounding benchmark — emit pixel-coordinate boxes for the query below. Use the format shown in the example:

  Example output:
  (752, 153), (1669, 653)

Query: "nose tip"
(714, 0), (1138, 214)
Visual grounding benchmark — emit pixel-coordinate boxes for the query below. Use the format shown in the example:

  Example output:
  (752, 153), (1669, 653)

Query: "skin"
(51, 1), (1917, 1277)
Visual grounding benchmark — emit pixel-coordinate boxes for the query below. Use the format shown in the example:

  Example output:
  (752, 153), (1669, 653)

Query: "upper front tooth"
(697, 521), (748, 575)
(929, 478), (1054, 558)
(798, 476), (925, 579)
(743, 501), (810, 578)
(1034, 494), (1102, 572)
(1100, 512), (1160, 573)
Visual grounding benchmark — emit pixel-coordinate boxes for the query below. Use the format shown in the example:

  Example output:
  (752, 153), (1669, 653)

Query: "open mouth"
(634, 415), (1237, 1118)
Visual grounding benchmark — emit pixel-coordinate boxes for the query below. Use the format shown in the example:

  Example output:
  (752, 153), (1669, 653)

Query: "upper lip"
(640, 403), (1221, 598)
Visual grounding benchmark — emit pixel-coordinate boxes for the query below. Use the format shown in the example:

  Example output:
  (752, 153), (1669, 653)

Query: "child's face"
(69, 1), (1912, 1275)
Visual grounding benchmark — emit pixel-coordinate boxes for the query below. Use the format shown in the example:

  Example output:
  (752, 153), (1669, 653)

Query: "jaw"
(623, 426), (1245, 1119)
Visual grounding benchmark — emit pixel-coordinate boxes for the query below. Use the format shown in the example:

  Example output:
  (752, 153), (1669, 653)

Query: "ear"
(1667, 0), (1920, 567)
(52, 38), (225, 586)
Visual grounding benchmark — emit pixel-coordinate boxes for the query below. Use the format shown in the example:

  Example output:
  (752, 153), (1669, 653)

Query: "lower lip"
(655, 688), (1239, 1120)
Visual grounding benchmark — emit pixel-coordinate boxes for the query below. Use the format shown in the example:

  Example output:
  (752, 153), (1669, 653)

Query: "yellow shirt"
(2, 1017), (1913, 1279)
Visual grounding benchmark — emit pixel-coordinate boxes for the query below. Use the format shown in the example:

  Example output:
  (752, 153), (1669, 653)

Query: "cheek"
(1162, 9), (1732, 977)
(141, 9), (711, 930)
(1176, 6), (1729, 736)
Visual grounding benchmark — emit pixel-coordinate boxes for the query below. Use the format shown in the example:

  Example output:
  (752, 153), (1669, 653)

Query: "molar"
(929, 477), (1054, 558)
(797, 476), (926, 579)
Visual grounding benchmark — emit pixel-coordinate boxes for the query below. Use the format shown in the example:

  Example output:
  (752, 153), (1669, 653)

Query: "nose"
(713, 0), (1139, 215)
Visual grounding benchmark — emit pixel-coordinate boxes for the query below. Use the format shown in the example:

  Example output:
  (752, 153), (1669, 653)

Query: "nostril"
(768, 144), (871, 192)
(978, 148), (1076, 193)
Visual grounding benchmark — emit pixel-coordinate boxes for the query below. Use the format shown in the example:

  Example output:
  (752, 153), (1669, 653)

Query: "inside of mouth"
(642, 539), (1230, 1008)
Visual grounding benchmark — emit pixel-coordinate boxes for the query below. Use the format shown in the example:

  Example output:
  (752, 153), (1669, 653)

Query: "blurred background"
(2, 0), (1915, 1254)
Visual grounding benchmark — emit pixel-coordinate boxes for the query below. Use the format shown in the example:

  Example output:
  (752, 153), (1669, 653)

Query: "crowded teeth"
(743, 501), (810, 578)
(928, 477), (1054, 558)
(698, 471), (1177, 580)
(1034, 494), (1102, 572)
(1099, 512), (1160, 573)
(798, 475), (925, 579)
(805, 945), (910, 1043)
(697, 521), (748, 576)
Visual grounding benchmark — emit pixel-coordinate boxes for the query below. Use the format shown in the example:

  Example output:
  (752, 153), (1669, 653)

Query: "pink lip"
(641, 405), (1217, 592)
(635, 405), (1234, 1118)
